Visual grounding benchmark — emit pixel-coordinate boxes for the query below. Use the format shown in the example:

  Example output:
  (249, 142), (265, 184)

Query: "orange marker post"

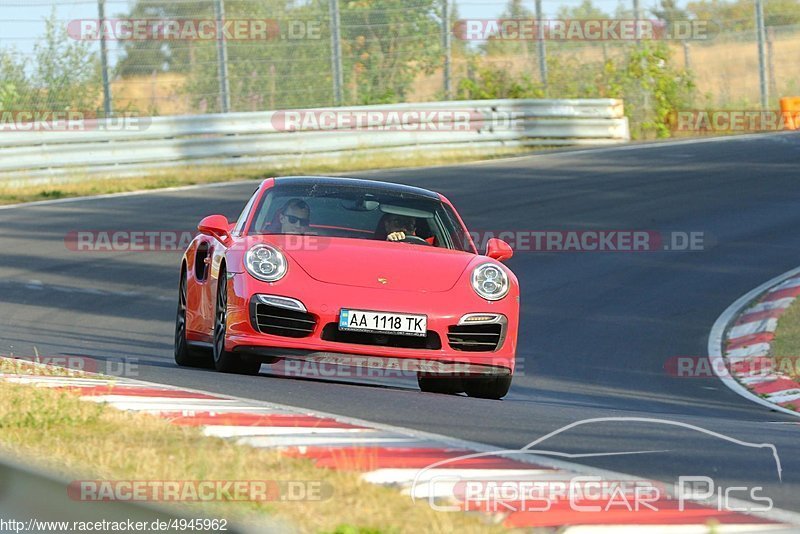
(779, 97), (800, 130)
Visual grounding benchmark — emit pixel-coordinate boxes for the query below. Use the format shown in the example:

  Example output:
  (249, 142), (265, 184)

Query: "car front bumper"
(225, 272), (519, 374)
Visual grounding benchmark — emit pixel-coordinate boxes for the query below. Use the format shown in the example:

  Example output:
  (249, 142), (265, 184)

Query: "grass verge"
(0, 359), (509, 533)
(0, 148), (533, 206)
(767, 300), (800, 382)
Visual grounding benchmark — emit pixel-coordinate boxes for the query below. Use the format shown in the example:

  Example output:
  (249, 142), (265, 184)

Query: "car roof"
(268, 176), (440, 200)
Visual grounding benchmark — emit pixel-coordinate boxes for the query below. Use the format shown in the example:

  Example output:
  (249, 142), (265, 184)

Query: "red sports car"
(174, 176), (519, 399)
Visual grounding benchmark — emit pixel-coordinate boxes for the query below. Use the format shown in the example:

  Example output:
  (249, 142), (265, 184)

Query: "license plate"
(339, 309), (427, 337)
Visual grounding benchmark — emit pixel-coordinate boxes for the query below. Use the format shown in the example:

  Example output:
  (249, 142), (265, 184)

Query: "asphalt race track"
(2, 133), (800, 513)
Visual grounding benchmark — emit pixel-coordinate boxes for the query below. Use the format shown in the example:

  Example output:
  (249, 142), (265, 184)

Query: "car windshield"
(248, 183), (474, 252)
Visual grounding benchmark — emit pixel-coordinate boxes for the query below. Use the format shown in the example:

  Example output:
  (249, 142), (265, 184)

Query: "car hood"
(282, 237), (475, 292)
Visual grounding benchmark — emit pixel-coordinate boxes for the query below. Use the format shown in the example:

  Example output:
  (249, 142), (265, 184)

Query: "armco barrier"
(0, 454), (275, 533)
(0, 99), (629, 183)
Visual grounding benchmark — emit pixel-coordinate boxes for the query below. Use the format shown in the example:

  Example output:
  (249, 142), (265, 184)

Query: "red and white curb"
(709, 267), (800, 418)
(1, 359), (798, 533)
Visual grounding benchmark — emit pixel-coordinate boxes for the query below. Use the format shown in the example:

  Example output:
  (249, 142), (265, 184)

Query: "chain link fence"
(0, 0), (799, 138)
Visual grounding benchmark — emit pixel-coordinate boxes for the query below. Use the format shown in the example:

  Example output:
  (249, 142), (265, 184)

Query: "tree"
(118, 0), (443, 110)
(651, 0), (689, 22)
(686, 0), (800, 31)
(483, 0), (536, 57)
(115, 1), (213, 76)
(0, 50), (28, 110)
(556, 0), (610, 19)
(339, 0), (443, 104)
(33, 9), (102, 111)
(0, 9), (101, 113)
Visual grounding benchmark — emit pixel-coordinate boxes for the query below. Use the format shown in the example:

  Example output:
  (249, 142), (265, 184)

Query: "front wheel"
(463, 375), (512, 400)
(213, 266), (261, 375)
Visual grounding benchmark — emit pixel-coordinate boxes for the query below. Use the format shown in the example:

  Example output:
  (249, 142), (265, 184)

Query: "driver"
(265, 198), (311, 234)
(384, 214), (417, 242)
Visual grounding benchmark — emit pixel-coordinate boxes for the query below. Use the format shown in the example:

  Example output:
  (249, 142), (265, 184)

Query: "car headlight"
(471, 263), (509, 301)
(245, 244), (287, 282)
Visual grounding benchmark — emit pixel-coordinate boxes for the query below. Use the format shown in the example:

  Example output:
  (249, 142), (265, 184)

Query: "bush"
(455, 42), (694, 139)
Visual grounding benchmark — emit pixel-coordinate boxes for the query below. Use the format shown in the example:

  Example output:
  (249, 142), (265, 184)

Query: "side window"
(252, 191), (277, 233)
(195, 242), (211, 281)
(441, 204), (474, 253)
(233, 189), (259, 236)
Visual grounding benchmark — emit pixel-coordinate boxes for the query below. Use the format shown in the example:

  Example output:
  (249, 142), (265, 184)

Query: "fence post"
(213, 0), (231, 113)
(535, 0), (548, 92)
(766, 26), (776, 100)
(442, 0), (452, 99)
(329, 0), (344, 106)
(755, 0), (768, 109)
(98, 0), (112, 117)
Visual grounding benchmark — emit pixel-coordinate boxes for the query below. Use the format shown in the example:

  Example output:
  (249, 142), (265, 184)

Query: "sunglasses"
(284, 214), (309, 226)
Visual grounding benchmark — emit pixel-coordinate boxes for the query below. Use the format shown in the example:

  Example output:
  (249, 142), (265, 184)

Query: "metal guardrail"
(0, 453), (281, 533)
(0, 99), (629, 183)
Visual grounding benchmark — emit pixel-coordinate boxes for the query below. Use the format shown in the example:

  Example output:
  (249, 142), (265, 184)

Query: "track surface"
(3, 134), (800, 512)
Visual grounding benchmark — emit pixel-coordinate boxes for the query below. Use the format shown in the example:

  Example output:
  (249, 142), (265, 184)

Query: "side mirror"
(198, 215), (231, 244)
(485, 238), (513, 261)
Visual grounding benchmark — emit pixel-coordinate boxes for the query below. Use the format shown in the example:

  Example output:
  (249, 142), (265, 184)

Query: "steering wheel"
(400, 235), (432, 246)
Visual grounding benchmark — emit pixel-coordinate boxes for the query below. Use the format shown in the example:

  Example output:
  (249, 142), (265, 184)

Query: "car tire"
(463, 375), (512, 400)
(174, 270), (212, 368)
(213, 265), (262, 375)
(417, 373), (464, 395)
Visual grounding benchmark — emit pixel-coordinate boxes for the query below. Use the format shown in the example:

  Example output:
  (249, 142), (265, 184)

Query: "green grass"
(765, 298), (800, 381)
